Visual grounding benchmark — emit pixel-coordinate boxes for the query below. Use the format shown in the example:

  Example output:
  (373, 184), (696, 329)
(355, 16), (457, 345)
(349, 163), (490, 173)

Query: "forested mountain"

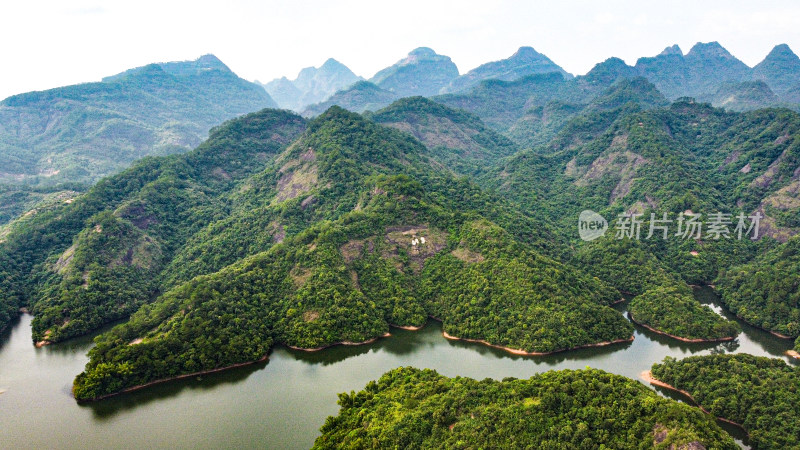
(314, 367), (737, 449)
(0, 109), (307, 338)
(696, 80), (779, 112)
(370, 97), (518, 175)
(2, 43), (799, 450)
(716, 235), (800, 338)
(262, 58), (362, 111)
(651, 354), (800, 449)
(624, 42), (800, 110)
(298, 43), (800, 127)
(0, 104), (636, 398)
(752, 44), (800, 103)
(369, 47), (459, 98)
(441, 46), (572, 94)
(434, 64), (669, 134)
(479, 96), (800, 340)
(302, 81), (399, 117)
(0, 54), (276, 188)
(506, 76), (669, 148)
(634, 42), (751, 100)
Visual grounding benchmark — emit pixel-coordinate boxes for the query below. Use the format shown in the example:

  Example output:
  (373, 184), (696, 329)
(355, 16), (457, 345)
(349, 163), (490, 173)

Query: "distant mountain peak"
(763, 43), (799, 62)
(659, 44), (683, 57)
(583, 57), (638, 84)
(396, 47), (454, 65)
(687, 41), (737, 60)
(102, 54), (234, 82)
(264, 58), (362, 111)
(409, 47), (438, 57)
(512, 46), (543, 59)
(369, 48), (459, 97)
(320, 58), (348, 70)
(752, 43), (800, 102)
(441, 46), (571, 94)
(196, 54), (225, 67)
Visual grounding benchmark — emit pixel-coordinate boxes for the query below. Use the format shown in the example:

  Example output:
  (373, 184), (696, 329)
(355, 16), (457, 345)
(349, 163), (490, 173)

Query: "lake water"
(0, 287), (796, 449)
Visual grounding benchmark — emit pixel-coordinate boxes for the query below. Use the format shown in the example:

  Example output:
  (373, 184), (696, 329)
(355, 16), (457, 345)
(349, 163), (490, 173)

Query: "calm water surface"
(0, 287), (796, 449)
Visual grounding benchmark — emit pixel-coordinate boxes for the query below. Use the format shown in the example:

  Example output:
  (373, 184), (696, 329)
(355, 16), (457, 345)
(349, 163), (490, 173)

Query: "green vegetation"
(0, 54), (275, 188)
(31, 211), (161, 343)
(0, 184), (85, 226)
(716, 235), (800, 338)
(369, 47), (459, 98)
(0, 109), (307, 341)
(575, 238), (740, 341)
(434, 72), (569, 130)
(697, 81), (779, 112)
(422, 220), (630, 353)
(302, 81), (399, 117)
(371, 97), (518, 175)
(634, 42), (751, 101)
(314, 367), (737, 449)
(480, 96), (799, 341)
(68, 107), (632, 399)
(651, 354), (800, 449)
(629, 285), (739, 341)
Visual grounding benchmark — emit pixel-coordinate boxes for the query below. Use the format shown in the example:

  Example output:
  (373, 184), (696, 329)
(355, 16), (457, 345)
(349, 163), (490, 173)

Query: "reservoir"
(0, 287), (796, 449)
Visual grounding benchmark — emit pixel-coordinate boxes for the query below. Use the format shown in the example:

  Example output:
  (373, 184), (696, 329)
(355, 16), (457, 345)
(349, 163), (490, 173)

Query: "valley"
(2, 29), (800, 448)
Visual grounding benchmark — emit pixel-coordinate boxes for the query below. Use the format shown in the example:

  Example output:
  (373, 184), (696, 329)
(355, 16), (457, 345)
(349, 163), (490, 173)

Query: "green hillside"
(651, 354), (800, 449)
(0, 54), (276, 188)
(67, 107), (632, 399)
(0, 109), (306, 338)
(314, 367), (737, 449)
(479, 99), (800, 340)
(371, 97), (518, 175)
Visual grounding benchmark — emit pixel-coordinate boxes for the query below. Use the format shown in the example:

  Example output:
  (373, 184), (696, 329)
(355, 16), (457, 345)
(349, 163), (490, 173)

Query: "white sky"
(2, 0), (800, 100)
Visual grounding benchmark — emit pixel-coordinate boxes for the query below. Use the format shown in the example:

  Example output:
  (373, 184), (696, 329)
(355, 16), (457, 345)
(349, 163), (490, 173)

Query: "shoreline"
(285, 332), (392, 352)
(84, 331), (396, 401)
(80, 354), (271, 402)
(640, 370), (746, 430)
(629, 315), (736, 343)
(441, 330), (634, 356)
(82, 316), (637, 400)
(699, 286), (795, 340)
(768, 329), (792, 339)
(787, 350), (800, 359)
(389, 323), (425, 331)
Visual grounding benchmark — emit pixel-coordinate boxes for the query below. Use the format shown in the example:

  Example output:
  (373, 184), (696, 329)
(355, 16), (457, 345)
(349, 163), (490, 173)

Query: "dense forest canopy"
(651, 354), (800, 449)
(314, 367), (737, 449)
(68, 107), (634, 400)
(1, 42), (800, 448)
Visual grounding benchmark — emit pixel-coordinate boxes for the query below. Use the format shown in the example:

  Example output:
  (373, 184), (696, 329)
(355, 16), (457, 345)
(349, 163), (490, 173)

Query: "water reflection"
(0, 286), (795, 449)
(83, 360), (270, 420)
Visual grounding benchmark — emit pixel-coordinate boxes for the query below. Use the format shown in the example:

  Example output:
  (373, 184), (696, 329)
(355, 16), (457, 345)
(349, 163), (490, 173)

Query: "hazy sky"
(2, 0), (800, 100)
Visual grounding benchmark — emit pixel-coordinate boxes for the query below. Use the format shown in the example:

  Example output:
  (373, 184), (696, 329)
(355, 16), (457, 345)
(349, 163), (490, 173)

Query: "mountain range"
(1, 78), (798, 396)
(261, 58), (362, 111)
(0, 54), (276, 187)
(1, 44), (799, 443)
(299, 42), (800, 118)
(4, 42), (797, 228)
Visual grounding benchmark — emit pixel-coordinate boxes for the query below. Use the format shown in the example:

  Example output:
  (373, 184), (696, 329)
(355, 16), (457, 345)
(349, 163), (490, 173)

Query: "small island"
(628, 285), (739, 342)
